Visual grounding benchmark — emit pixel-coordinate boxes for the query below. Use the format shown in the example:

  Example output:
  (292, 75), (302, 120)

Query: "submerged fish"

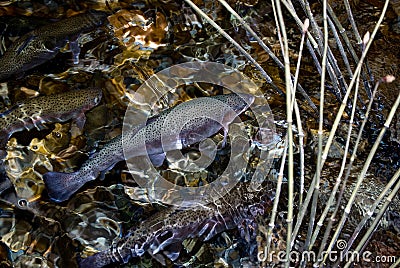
(79, 182), (272, 268)
(0, 88), (102, 148)
(0, 10), (108, 81)
(43, 93), (255, 203)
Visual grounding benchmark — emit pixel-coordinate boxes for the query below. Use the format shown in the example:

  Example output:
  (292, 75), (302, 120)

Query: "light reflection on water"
(0, 0), (399, 267)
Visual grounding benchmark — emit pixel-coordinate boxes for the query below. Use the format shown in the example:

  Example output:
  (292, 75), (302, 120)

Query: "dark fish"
(0, 88), (102, 148)
(79, 183), (272, 268)
(0, 10), (108, 81)
(43, 93), (255, 203)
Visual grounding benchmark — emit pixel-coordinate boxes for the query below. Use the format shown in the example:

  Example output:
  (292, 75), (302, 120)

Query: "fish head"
(214, 93), (254, 115)
(53, 88), (102, 126)
(176, 93), (255, 147)
(233, 93), (255, 112)
(83, 87), (103, 108)
(212, 93), (254, 126)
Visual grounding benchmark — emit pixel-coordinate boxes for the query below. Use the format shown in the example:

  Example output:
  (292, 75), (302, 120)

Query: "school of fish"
(0, 9), (269, 268)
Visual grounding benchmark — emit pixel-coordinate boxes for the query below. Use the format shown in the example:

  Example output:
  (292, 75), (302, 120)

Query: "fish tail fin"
(43, 171), (83, 203)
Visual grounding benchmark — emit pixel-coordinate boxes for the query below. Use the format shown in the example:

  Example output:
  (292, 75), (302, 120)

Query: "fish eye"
(54, 132), (61, 138)
(32, 145), (38, 150)
(18, 199), (27, 207)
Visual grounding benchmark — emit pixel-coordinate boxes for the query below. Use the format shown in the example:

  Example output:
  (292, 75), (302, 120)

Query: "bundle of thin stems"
(183, 0), (398, 266)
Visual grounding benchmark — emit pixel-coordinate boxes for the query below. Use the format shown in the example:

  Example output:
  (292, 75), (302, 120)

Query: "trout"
(43, 93), (255, 202)
(79, 182), (272, 267)
(0, 88), (102, 148)
(0, 10), (108, 81)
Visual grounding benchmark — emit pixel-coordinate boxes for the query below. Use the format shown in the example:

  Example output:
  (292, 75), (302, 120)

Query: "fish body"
(0, 88), (102, 148)
(43, 93), (255, 203)
(79, 182), (272, 268)
(0, 10), (108, 81)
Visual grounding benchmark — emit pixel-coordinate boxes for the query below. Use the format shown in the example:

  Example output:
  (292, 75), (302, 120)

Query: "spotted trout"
(0, 10), (108, 81)
(79, 182), (273, 268)
(43, 93), (255, 203)
(0, 88), (102, 148)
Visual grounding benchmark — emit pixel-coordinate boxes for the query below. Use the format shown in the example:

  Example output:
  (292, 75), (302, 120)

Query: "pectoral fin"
(69, 37), (81, 65)
(75, 113), (86, 130)
(220, 126), (229, 148)
(163, 243), (182, 261)
(149, 153), (166, 167)
(98, 162), (118, 181)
